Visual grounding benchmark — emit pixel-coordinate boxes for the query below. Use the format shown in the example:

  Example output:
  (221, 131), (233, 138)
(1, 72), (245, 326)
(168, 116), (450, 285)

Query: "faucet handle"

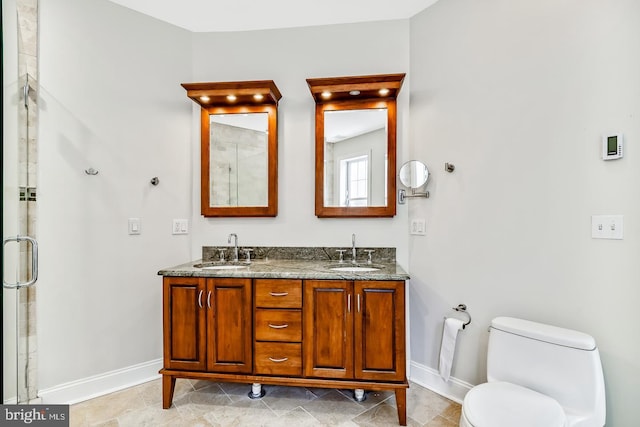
(336, 249), (346, 263)
(242, 248), (253, 263)
(364, 250), (375, 264)
(218, 248), (226, 262)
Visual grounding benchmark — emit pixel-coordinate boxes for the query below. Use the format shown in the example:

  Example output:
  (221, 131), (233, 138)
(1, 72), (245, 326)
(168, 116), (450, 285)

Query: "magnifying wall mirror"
(307, 74), (405, 218)
(399, 160), (429, 188)
(398, 160), (430, 204)
(182, 80), (281, 217)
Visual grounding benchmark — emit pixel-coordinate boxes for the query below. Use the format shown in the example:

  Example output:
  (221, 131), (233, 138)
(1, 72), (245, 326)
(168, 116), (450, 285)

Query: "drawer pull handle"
(268, 323), (289, 329)
(268, 357), (288, 363)
(269, 292), (289, 297)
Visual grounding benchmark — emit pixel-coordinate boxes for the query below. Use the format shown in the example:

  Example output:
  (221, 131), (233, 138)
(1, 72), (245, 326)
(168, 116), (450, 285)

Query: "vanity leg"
(395, 388), (407, 426)
(247, 382), (265, 399)
(162, 375), (176, 409)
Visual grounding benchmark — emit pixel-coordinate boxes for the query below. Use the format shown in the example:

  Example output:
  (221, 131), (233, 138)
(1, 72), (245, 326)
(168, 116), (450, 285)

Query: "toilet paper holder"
(449, 304), (471, 329)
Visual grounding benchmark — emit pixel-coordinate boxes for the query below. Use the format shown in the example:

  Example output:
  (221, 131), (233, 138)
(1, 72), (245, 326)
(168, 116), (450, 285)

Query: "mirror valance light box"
(182, 80), (282, 217)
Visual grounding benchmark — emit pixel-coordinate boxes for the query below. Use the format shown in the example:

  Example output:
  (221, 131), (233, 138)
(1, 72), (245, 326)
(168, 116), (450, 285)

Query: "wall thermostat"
(602, 134), (623, 160)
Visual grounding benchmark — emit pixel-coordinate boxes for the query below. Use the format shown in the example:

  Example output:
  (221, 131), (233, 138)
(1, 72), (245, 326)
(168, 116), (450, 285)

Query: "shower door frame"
(2, 0), (40, 404)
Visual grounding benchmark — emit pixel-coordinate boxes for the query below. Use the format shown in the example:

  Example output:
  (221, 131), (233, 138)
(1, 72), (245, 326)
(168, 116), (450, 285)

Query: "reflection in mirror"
(399, 160), (429, 189)
(210, 113), (268, 207)
(323, 109), (388, 207)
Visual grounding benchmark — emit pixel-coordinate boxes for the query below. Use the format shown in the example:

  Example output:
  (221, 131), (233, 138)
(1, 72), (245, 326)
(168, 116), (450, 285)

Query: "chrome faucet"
(228, 233), (239, 262)
(351, 233), (357, 264)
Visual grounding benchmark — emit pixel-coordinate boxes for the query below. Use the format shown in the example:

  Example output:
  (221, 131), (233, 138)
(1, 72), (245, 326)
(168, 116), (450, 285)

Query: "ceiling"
(106, 0), (441, 32)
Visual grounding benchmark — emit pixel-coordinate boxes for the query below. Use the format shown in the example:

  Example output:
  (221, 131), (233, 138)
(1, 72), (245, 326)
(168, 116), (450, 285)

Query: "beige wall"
(409, 0), (640, 425)
(188, 22), (411, 255)
(37, 0), (193, 392)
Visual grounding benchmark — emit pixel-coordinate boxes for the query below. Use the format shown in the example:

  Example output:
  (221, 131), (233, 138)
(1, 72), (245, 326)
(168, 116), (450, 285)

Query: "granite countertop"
(158, 246), (409, 281)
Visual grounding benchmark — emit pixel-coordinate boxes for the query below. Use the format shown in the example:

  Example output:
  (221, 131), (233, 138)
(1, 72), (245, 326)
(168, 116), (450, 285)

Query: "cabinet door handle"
(348, 294), (351, 313)
(269, 292), (288, 297)
(357, 294), (361, 313)
(197, 290), (203, 308)
(268, 357), (288, 363)
(207, 290), (212, 308)
(268, 323), (289, 329)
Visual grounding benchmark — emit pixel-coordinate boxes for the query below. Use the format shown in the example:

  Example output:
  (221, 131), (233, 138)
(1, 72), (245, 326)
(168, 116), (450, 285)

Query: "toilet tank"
(487, 317), (606, 426)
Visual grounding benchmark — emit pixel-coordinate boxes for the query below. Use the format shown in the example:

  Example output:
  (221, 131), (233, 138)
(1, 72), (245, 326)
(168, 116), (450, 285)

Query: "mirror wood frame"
(307, 74), (405, 218)
(182, 81), (281, 217)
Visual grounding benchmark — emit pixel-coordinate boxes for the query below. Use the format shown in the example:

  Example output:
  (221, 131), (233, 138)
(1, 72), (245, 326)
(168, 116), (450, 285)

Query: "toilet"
(460, 317), (606, 427)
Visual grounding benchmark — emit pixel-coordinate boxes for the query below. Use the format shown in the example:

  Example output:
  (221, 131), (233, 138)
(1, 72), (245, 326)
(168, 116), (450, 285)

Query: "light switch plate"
(591, 215), (623, 240)
(410, 218), (426, 235)
(128, 218), (141, 235)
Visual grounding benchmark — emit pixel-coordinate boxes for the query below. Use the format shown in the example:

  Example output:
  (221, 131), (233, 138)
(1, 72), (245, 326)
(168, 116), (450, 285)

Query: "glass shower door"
(2, 0), (39, 404)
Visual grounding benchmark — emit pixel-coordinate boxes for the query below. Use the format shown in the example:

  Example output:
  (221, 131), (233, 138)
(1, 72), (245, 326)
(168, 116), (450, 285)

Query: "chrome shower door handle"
(2, 236), (38, 289)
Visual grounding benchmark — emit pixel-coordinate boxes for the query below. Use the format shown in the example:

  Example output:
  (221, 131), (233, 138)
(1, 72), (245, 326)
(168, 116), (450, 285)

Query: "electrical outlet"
(410, 218), (426, 236)
(172, 219), (189, 235)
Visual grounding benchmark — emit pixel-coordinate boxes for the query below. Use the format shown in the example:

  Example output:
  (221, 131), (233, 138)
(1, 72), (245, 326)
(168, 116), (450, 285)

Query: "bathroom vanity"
(158, 246), (410, 425)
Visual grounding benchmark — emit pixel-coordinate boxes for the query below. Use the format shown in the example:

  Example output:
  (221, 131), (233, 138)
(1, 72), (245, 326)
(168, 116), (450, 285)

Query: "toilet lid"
(463, 382), (566, 427)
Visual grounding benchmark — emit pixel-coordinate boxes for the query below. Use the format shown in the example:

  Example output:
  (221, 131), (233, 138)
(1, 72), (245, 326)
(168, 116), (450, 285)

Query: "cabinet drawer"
(255, 279), (302, 308)
(254, 342), (302, 376)
(255, 310), (302, 342)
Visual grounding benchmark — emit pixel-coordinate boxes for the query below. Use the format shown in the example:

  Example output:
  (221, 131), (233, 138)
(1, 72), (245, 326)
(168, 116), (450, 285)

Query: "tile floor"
(70, 379), (461, 426)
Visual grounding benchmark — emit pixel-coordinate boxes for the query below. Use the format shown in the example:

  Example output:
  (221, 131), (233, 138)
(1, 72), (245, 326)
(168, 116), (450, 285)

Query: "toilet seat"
(462, 382), (567, 427)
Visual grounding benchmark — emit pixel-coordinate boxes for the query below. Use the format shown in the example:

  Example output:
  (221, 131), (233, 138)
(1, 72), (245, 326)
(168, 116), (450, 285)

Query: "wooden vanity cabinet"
(163, 277), (252, 373)
(162, 276), (408, 425)
(303, 280), (406, 382)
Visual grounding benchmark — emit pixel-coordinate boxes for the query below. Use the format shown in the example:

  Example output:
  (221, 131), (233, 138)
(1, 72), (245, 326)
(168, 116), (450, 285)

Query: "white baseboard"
(408, 360), (473, 404)
(3, 396), (43, 404)
(36, 358), (469, 406)
(38, 359), (163, 405)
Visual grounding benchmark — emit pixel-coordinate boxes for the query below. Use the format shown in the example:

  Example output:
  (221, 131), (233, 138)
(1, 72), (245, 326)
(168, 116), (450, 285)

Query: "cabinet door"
(163, 277), (207, 371)
(303, 280), (353, 378)
(354, 281), (406, 381)
(207, 278), (253, 373)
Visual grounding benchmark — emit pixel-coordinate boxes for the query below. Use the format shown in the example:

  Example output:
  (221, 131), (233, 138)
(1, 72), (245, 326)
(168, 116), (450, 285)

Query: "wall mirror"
(399, 160), (429, 188)
(182, 80), (281, 217)
(307, 74), (405, 218)
(398, 160), (430, 204)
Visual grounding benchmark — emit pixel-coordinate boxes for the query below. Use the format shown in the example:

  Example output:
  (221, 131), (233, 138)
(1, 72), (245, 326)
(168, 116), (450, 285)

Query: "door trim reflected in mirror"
(182, 81), (281, 217)
(307, 74), (405, 218)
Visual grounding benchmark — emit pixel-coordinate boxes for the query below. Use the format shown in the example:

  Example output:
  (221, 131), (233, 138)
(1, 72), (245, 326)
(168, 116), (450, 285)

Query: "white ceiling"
(106, 0), (441, 32)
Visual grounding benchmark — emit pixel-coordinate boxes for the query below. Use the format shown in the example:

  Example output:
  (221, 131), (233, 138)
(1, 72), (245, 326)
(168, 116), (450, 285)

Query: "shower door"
(2, 0), (39, 404)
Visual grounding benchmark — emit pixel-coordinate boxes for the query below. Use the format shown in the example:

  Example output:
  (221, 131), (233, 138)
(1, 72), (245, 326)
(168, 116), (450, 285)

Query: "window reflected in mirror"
(323, 109), (388, 207)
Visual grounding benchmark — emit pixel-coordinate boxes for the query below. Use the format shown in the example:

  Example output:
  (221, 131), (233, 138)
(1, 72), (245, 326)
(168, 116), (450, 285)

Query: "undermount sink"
(328, 265), (381, 272)
(203, 265), (248, 270)
(194, 262), (250, 270)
